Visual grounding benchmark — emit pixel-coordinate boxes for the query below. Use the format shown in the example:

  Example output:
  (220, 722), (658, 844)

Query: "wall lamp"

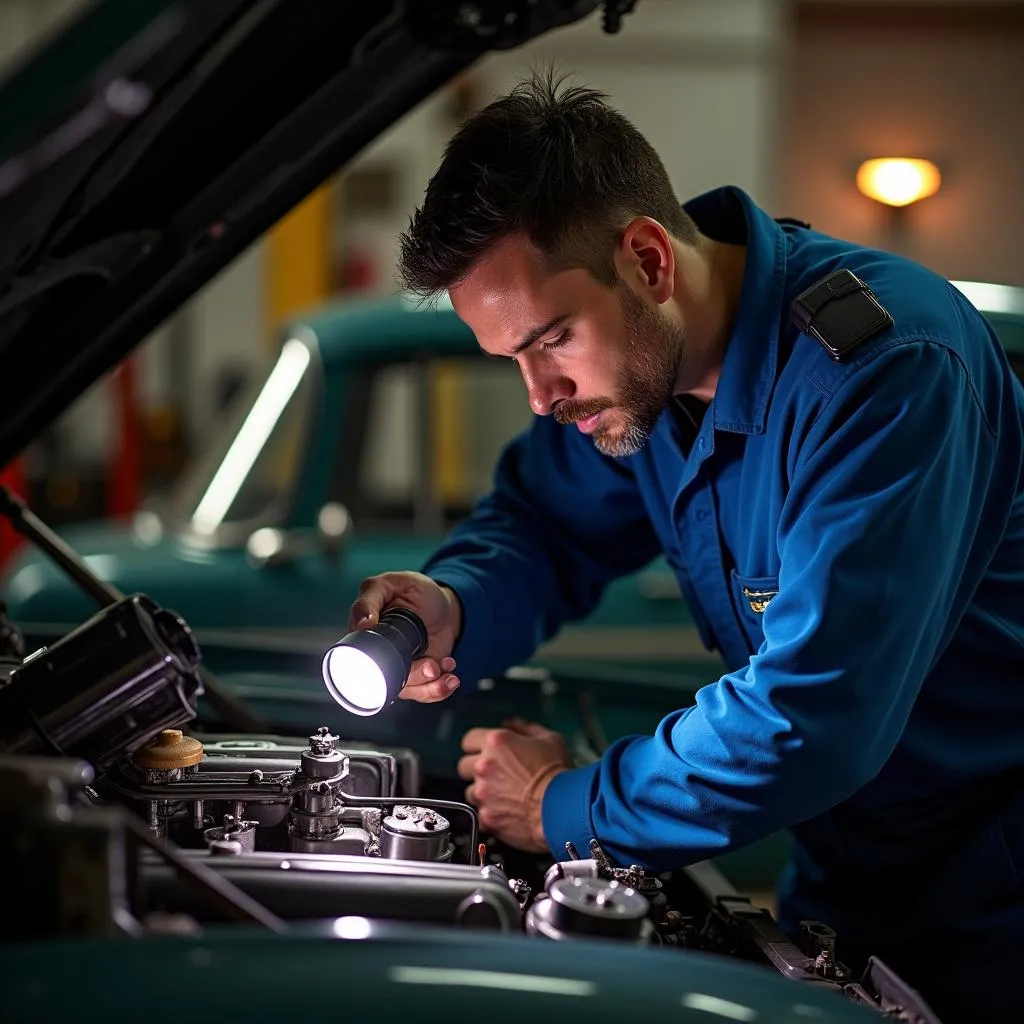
(856, 158), (942, 208)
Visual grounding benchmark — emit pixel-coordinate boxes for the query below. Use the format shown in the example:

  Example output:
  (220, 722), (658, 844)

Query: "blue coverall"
(423, 186), (1024, 1019)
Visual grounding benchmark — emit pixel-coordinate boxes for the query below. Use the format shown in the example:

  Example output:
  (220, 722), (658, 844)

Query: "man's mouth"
(575, 411), (602, 434)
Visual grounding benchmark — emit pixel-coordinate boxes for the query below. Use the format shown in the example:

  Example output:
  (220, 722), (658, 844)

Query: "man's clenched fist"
(458, 718), (573, 853)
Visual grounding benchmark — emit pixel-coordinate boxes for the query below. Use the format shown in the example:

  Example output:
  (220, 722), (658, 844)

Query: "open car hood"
(0, 0), (619, 469)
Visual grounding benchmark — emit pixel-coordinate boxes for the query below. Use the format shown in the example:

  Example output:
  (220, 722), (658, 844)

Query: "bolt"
(814, 949), (837, 979)
(309, 727), (338, 754)
(509, 879), (531, 905)
(248, 769), (263, 784)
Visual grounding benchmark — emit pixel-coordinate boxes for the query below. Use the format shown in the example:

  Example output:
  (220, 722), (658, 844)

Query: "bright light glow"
(681, 993), (758, 1021)
(247, 527), (285, 561)
(322, 646), (387, 715)
(191, 338), (311, 535)
(332, 916), (372, 939)
(950, 280), (1024, 317)
(856, 158), (941, 207)
(133, 510), (164, 546)
(388, 967), (596, 996)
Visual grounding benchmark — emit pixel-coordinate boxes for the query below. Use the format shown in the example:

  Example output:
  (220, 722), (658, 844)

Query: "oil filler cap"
(134, 728), (204, 769)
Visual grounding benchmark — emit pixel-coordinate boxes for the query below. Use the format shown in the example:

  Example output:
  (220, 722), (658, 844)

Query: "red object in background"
(338, 245), (378, 293)
(108, 357), (141, 520)
(0, 457), (26, 572)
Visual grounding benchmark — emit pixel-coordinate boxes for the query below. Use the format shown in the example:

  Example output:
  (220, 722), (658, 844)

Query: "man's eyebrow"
(511, 314), (570, 355)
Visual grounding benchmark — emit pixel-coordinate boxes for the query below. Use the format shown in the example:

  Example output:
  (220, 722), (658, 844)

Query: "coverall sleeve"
(422, 414), (662, 686)
(543, 342), (999, 868)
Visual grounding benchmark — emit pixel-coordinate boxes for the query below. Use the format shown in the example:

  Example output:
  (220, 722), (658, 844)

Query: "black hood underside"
(0, 0), (620, 468)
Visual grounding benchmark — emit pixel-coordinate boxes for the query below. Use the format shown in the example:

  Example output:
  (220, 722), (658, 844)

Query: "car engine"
(0, 504), (940, 1024)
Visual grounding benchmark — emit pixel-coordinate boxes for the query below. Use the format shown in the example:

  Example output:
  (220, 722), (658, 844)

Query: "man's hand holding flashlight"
(348, 571), (463, 702)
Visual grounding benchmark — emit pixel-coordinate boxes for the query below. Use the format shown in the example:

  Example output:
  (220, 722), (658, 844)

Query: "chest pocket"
(730, 570), (779, 654)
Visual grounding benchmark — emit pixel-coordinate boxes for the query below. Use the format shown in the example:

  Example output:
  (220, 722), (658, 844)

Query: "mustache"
(553, 399), (613, 426)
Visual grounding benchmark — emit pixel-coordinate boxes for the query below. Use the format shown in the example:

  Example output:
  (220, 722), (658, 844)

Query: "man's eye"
(542, 329), (571, 351)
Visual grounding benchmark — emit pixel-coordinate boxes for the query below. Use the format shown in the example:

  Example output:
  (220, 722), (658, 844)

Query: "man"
(348, 75), (1024, 1019)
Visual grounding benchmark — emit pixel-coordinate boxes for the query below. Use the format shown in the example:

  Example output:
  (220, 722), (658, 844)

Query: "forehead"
(448, 234), (603, 354)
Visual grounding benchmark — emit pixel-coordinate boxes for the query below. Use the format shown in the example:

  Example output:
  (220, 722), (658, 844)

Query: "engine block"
(106, 726), (461, 862)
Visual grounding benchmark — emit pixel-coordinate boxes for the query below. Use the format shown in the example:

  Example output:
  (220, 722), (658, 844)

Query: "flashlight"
(321, 607), (428, 716)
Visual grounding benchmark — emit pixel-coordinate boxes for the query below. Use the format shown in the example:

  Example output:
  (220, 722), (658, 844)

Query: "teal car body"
(3, 926), (879, 1024)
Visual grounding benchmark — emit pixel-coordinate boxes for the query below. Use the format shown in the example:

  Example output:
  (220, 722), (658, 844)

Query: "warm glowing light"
(322, 646), (388, 716)
(856, 158), (941, 208)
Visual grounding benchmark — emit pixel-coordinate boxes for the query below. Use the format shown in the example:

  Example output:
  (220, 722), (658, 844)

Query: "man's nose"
(520, 360), (574, 416)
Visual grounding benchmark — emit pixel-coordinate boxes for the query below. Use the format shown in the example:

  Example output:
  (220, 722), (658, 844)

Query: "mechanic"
(347, 75), (1024, 1020)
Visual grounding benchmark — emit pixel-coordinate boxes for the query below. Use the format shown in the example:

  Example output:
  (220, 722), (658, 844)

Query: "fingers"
(461, 726), (493, 753)
(398, 655), (460, 703)
(398, 676), (460, 703)
(409, 657), (456, 686)
(348, 575), (399, 630)
(397, 655), (459, 703)
(501, 717), (555, 739)
(456, 753), (478, 780)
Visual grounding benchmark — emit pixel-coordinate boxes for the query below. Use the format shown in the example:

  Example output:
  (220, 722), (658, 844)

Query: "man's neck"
(669, 234), (747, 403)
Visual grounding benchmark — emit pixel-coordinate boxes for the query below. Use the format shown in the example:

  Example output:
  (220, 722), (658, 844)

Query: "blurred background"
(0, 0), (1020, 559)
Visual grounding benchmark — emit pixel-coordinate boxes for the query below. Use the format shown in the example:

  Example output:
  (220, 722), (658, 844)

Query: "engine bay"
(0, 490), (940, 1022)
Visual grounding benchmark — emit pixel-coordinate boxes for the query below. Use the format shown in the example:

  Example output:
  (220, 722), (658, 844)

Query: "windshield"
(174, 337), (317, 535)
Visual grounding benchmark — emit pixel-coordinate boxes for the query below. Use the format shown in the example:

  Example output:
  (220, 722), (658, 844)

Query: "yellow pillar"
(431, 360), (467, 506)
(265, 182), (333, 342)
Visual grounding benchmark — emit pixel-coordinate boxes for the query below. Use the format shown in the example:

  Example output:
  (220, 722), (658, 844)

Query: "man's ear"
(614, 217), (675, 303)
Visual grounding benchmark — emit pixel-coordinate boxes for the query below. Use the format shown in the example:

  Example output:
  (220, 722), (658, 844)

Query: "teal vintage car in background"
(5, 279), (1022, 686)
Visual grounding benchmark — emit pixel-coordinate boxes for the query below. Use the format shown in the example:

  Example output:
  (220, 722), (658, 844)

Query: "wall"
(350, 0), (787, 291)
(777, 1), (1024, 284)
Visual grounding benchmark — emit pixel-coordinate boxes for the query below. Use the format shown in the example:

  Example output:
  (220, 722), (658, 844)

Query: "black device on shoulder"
(790, 269), (894, 363)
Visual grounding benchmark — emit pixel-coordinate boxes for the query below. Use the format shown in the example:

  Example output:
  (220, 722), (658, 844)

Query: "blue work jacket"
(423, 186), (1024, 889)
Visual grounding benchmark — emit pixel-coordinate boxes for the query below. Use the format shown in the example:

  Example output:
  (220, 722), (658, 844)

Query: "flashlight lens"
(322, 646), (388, 716)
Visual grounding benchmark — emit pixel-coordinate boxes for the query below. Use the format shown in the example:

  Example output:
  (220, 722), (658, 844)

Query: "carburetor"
(525, 839), (666, 944)
(108, 725), (456, 862)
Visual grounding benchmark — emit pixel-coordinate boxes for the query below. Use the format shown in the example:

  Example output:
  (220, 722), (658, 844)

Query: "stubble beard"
(590, 288), (685, 458)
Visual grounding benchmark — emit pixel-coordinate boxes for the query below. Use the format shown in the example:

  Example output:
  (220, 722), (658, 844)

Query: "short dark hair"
(398, 71), (698, 296)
